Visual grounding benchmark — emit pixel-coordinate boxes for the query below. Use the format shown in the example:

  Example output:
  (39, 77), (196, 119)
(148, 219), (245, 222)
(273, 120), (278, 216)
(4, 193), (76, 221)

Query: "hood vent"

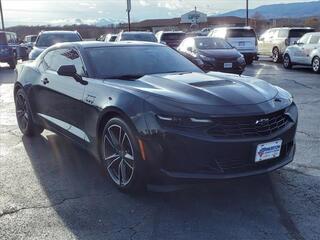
(190, 80), (234, 88)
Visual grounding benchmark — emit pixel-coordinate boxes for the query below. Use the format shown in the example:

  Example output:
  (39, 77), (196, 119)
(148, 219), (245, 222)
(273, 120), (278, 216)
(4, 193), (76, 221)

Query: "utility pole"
(0, 0), (5, 30)
(246, 0), (249, 26)
(127, 0), (131, 31)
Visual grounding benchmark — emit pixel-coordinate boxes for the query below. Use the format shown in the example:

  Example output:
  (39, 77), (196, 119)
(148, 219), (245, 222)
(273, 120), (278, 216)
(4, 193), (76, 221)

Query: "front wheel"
(283, 54), (292, 69)
(312, 57), (320, 73)
(15, 88), (44, 136)
(101, 117), (145, 192)
(245, 57), (254, 65)
(272, 47), (281, 63)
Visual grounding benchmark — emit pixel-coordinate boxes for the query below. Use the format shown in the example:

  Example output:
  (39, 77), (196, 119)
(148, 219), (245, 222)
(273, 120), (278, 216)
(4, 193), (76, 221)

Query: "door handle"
(41, 78), (49, 85)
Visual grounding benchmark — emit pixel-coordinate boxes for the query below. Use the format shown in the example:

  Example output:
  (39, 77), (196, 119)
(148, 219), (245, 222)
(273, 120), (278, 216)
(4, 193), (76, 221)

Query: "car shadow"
(22, 132), (290, 239)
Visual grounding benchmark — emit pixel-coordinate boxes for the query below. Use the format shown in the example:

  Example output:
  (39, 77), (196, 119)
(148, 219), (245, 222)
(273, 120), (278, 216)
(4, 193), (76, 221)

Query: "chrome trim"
(38, 113), (90, 142)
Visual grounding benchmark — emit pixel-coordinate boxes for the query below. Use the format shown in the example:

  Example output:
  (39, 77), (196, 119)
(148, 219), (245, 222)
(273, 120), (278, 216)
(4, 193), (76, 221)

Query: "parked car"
(258, 27), (315, 63)
(28, 31), (82, 60)
(177, 37), (246, 74)
(96, 33), (117, 42)
(155, 31), (186, 48)
(208, 27), (258, 64)
(0, 31), (23, 68)
(21, 35), (38, 57)
(115, 31), (157, 42)
(283, 32), (320, 73)
(15, 41), (297, 192)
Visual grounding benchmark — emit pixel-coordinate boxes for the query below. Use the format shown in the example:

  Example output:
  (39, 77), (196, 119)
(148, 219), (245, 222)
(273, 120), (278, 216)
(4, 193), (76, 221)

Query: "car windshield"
(30, 36), (37, 42)
(121, 33), (157, 42)
(85, 45), (201, 79)
(162, 33), (186, 41)
(109, 35), (117, 42)
(195, 38), (232, 50)
(35, 33), (82, 47)
(289, 29), (314, 38)
(227, 29), (256, 38)
(0, 32), (7, 44)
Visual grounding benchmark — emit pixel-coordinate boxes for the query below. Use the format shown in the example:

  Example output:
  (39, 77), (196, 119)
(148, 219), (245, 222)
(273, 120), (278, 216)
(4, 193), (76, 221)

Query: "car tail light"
(285, 38), (290, 46)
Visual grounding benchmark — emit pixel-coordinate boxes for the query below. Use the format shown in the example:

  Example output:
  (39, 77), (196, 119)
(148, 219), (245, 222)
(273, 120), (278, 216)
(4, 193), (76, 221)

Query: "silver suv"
(208, 27), (258, 64)
(283, 32), (320, 73)
(258, 27), (314, 63)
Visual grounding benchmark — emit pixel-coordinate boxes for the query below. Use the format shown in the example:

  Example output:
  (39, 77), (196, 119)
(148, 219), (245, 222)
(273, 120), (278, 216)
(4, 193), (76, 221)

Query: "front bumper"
(200, 60), (246, 74)
(141, 105), (298, 184)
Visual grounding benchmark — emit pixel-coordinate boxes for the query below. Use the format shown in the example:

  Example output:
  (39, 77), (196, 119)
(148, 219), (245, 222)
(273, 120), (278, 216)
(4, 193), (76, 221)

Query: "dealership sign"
(180, 10), (207, 24)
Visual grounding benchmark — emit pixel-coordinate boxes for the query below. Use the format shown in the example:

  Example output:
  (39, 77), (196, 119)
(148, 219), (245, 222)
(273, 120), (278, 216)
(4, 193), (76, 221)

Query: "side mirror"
(259, 37), (264, 41)
(57, 65), (88, 85)
(160, 41), (166, 45)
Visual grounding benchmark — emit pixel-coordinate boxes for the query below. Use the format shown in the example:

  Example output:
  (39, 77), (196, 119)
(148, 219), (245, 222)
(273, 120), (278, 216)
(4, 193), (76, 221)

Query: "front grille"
(208, 110), (289, 138)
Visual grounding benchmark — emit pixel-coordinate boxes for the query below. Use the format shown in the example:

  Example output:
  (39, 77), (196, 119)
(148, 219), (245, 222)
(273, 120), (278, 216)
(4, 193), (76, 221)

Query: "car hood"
(29, 46), (46, 59)
(198, 48), (241, 59)
(113, 72), (278, 107)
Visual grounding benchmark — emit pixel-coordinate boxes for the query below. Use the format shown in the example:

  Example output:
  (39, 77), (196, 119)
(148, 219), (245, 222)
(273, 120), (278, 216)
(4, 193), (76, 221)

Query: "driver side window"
(42, 48), (86, 76)
(298, 34), (310, 45)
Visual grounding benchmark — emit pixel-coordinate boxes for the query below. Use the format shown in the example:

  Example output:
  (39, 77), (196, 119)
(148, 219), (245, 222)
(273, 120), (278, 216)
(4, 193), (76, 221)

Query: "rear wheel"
(312, 57), (320, 73)
(15, 88), (44, 136)
(101, 117), (145, 193)
(272, 47), (281, 63)
(9, 52), (17, 69)
(283, 54), (292, 69)
(245, 57), (254, 65)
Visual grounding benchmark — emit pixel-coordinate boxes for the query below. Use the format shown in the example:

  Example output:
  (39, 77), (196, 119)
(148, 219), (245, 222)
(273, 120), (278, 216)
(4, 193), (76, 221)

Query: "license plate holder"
(255, 140), (282, 162)
(224, 63), (233, 68)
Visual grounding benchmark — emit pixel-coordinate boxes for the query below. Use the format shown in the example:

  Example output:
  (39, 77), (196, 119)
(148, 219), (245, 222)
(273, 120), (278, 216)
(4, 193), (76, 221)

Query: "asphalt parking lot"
(0, 60), (319, 240)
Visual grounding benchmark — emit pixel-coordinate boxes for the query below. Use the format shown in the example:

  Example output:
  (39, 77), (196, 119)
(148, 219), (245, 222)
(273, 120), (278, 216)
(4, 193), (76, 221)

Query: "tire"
(15, 88), (44, 136)
(283, 54), (292, 69)
(101, 117), (145, 193)
(312, 56), (320, 73)
(8, 58), (17, 69)
(272, 47), (281, 63)
(245, 57), (254, 65)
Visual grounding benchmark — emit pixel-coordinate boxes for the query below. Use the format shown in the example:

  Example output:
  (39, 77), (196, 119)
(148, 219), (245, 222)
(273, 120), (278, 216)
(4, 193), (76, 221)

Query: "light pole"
(127, 0), (131, 31)
(246, 0), (249, 26)
(0, 0), (5, 30)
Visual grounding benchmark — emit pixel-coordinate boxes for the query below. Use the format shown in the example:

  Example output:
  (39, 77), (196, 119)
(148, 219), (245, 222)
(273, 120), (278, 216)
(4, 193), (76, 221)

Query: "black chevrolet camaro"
(14, 41), (298, 192)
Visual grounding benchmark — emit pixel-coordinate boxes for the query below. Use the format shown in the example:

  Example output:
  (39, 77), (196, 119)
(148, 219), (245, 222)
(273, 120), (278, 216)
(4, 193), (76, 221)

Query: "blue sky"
(2, 0), (317, 26)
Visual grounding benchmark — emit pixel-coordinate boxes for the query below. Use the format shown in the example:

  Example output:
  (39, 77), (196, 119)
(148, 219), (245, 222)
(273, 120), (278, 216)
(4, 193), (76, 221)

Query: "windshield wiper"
(107, 74), (144, 80)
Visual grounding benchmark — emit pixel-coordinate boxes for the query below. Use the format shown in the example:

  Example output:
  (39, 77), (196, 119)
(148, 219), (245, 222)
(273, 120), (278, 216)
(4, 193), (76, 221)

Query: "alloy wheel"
(16, 92), (29, 131)
(283, 55), (291, 69)
(103, 124), (135, 186)
(272, 48), (279, 63)
(312, 57), (320, 73)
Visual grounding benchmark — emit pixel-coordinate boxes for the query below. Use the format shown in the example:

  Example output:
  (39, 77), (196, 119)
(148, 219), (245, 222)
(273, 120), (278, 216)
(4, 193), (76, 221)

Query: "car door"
(292, 34), (311, 64)
(302, 34), (320, 65)
(34, 47), (88, 142)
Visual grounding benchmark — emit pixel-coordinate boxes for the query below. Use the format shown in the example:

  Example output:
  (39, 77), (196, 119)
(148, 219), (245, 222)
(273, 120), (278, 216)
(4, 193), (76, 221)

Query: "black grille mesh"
(208, 110), (289, 138)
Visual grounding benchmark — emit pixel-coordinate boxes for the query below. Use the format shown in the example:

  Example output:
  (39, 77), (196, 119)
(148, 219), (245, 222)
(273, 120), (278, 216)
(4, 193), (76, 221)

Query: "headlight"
(237, 56), (246, 64)
(157, 115), (212, 128)
(199, 54), (215, 62)
(275, 86), (293, 104)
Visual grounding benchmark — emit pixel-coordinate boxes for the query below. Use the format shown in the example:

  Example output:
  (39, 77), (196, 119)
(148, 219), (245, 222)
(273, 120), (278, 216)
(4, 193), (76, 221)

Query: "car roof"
(121, 31), (154, 35)
(40, 30), (79, 35)
(159, 31), (185, 34)
(271, 27), (314, 30)
(50, 41), (163, 49)
(213, 27), (254, 30)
